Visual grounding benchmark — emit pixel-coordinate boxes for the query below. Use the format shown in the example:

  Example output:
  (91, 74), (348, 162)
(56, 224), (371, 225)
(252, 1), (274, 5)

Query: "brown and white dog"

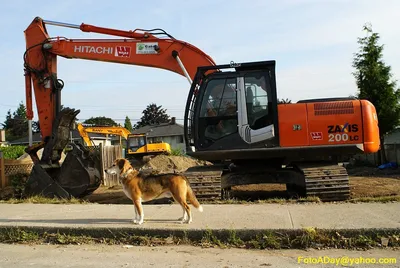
(104, 158), (203, 225)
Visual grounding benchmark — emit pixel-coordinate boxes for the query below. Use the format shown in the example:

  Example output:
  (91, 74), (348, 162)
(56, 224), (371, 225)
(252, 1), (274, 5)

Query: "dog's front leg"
(133, 198), (144, 225)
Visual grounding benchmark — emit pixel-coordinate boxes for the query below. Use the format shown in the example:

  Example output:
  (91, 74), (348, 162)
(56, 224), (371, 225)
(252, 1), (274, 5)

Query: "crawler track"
(184, 165), (223, 200)
(183, 162), (351, 202)
(296, 163), (350, 201)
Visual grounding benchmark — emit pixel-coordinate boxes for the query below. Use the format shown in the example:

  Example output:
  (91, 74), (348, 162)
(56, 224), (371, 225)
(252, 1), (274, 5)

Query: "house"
(130, 117), (186, 153)
(7, 129), (111, 147)
(353, 127), (400, 165)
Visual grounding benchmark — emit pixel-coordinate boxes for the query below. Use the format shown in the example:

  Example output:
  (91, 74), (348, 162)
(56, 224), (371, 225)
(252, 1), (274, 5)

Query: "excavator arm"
(76, 123), (131, 146)
(76, 123), (94, 146)
(24, 17), (215, 148)
(23, 16), (216, 198)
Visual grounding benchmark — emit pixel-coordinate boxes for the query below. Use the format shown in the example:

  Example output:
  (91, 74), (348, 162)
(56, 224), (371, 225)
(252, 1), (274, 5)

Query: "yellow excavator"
(76, 123), (171, 159)
(76, 123), (130, 146)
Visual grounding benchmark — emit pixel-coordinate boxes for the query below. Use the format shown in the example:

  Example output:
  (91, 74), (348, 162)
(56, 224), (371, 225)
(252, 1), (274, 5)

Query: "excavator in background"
(23, 17), (380, 201)
(76, 123), (171, 158)
(125, 133), (171, 159)
(76, 123), (131, 147)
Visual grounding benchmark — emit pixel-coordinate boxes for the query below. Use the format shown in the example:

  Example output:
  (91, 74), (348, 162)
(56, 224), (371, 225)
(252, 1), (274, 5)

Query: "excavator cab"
(126, 133), (171, 159)
(127, 134), (148, 154)
(185, 60), (379, 163)
(185, 61), (280, 161)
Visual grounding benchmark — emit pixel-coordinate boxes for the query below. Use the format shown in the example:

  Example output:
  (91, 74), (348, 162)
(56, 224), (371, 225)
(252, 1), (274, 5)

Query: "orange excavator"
(23, 17), (380, 201)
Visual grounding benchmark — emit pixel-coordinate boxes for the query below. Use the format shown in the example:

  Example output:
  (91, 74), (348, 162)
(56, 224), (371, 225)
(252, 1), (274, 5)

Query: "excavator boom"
(23, 17), (216, 198)
(25, 17), (216, 142)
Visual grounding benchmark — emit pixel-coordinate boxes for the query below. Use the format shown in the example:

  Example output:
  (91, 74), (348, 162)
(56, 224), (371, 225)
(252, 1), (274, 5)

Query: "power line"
(77, 118), (185, 121)
(0, 117), (185, 121)
(0, 103), (187, 111)
(0, 103), (19, 107)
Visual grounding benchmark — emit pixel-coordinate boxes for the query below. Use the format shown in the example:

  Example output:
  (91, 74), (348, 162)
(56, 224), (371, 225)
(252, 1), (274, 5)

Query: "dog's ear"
(122, 158), (136, 173)
(117, 159), (126, 170)
(123, 159), (133, 172)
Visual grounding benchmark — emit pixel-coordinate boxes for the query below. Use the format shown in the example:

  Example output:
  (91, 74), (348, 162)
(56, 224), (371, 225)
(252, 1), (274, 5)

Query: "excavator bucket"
(24, 108), (102, 199)
(56, 143), (102, 198)
(24, 142), (102, 199)
(24, 164), (71, 199)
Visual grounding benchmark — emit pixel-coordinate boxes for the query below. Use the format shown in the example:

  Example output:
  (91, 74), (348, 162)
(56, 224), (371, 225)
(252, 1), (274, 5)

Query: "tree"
(348, 94), (358, 99)
(124, 116), (133, 132)
(352, 23), (400, 164)
(134, 103), (171, 129)
(1, 102), (28, 141)
(83, 116), (118, 126)
(278, 98), (292, 104)
(2, 110), (14, 130)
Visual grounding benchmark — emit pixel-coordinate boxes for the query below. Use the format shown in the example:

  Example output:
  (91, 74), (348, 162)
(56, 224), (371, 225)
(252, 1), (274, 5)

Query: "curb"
(0, 225), (399, 249)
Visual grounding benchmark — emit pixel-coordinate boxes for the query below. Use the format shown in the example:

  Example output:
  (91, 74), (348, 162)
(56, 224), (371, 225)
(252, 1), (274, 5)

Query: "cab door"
(195, 75), (241, 149)
(237, 71), (276, 144)
(194, 69), (279, 150)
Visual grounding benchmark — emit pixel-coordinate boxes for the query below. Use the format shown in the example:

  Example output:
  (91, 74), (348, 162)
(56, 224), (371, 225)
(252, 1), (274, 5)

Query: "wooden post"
(0, 151), (5, 189)
(99, 143), (105, 186)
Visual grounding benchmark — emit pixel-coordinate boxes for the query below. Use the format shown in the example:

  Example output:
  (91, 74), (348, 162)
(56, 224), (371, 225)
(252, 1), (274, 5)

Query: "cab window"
(244, 72), (270, 130)
(199, 77), (238, 141)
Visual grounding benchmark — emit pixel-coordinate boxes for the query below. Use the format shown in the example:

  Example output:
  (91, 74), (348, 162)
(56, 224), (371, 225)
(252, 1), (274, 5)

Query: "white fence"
(353, 144), (400, 165)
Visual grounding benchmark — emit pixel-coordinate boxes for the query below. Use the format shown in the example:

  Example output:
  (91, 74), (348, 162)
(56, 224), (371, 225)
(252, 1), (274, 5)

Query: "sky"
(0, 0), (399, 127)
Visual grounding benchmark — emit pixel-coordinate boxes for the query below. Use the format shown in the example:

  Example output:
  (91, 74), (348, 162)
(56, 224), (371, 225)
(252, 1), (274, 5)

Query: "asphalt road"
(0, 243), (398, 268)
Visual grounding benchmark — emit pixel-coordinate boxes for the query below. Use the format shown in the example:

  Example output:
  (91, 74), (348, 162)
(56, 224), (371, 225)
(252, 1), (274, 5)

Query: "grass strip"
(0, 226), (398, 250)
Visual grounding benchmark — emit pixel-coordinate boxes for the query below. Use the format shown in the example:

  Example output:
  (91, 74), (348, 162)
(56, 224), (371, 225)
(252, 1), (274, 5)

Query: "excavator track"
(184, 165), (224, 201)
(182, 162), (350, 202)
(296, 163), (350, 201)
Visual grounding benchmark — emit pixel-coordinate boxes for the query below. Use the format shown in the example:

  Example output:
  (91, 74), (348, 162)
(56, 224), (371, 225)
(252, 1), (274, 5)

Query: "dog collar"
(120, 167), (134, 179)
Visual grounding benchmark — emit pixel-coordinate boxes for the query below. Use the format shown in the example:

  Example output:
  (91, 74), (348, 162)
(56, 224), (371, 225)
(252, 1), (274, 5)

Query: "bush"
(170, 148), (184, 156)
(0, 146), (26, 160)
(10, 173), (29, 199)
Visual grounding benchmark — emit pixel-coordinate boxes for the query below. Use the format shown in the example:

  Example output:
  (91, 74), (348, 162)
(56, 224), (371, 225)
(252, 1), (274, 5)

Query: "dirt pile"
(139, 155), (212, 174)
(17, 148), (66, 163)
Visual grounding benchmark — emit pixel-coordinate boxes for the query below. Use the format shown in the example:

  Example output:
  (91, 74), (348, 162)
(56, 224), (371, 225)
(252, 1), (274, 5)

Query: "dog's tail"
(187, 184), (203, 212)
